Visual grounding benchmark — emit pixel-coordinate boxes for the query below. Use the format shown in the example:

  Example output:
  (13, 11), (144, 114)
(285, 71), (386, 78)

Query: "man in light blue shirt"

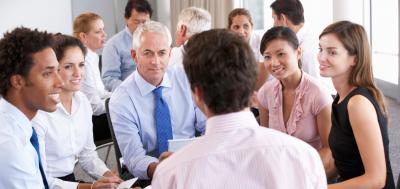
(109, 21), (206, 180)
(102, 0), (152, 91)
(0, 27), (64, 188)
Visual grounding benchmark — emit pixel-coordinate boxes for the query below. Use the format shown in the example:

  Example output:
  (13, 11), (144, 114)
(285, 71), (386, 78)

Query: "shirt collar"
(134, 70), (172, 96)
(85, 48), (98, 62)
(0, 98), (32, 135)
(55, 93), (79, 116)
(124, 26), (133, 38)
(205, 110), (259, 135)
(296, 24), (307, 44)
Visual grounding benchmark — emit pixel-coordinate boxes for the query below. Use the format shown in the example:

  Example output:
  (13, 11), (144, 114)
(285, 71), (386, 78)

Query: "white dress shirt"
(152, 111), (327, 189)
(168, 45), (184, 67)
(249, 32), (264, 63)
(81, 49), (112, 116)
(297, 25), (336, 95)
(0, 98), (44, 189)
(32, 92), (109, 189)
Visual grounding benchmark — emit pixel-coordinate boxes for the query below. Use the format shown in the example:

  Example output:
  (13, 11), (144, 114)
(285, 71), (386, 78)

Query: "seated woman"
(73, 12), (112, 143)
(32, 34), (122, 189)
(228, 8), (268, 89)
(257, 26), (332, 170)
(319, 21), (394, 188)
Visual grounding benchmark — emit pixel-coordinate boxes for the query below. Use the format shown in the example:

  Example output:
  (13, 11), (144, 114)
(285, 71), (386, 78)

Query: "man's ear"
(192, 86), (211, 117)
(131, 49), (138, 65)
(179, 25), (188, 38)
(192, 86), (203, 106)
(280, 13), (289, 26)
(10, 74), (25, 90)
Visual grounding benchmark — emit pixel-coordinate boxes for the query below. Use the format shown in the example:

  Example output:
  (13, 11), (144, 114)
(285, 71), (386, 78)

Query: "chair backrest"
(105, 98), (124, 175)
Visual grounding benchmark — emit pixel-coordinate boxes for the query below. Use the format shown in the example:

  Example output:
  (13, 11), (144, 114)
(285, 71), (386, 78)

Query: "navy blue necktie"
(30, 127), (49, 189)
(153, 87), (173, 157)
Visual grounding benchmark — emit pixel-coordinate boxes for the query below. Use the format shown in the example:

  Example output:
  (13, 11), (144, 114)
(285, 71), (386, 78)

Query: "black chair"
(105, 98), (133, 180)
(105, 98), (152, 187)
(92, 113), (112, 146)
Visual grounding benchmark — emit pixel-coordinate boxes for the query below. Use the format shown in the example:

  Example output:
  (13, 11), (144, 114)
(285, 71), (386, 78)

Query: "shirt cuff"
(131, 156), (159, 180)
(51, 178), (79, 189)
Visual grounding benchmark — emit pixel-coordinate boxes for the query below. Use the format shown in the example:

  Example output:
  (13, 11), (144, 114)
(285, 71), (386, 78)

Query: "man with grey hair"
(109, 20), (206, 181)
(169, 6), (212, 66)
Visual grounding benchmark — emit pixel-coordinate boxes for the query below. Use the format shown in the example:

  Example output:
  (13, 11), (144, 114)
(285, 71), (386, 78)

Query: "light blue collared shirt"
(102, 26), (136, 92)
(109, 66), (206, 179)
(0, 98), (44, 189)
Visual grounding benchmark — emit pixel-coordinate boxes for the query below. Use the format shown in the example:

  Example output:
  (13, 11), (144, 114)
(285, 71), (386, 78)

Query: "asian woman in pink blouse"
(257, 26), (333, 174)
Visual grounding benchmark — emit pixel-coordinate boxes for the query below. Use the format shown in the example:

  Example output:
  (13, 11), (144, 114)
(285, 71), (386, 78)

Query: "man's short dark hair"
(0, 27), (54, 96)
(270, 0), (304, 25)
(124, 0), (153, 19)
(183, 29), (258, 115)
(52, 34), (87, 61)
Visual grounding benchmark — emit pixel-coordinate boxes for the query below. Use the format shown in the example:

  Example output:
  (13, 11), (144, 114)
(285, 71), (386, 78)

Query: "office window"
(242, 0), (265, 30)
(371, 0), (399, 85)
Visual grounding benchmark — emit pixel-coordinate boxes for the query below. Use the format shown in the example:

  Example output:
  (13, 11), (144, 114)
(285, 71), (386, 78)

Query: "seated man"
(109, 21), (206, 180)
(0, 27), (64, 188)
(152, 29), (327, 188)
(102, 0), (152, 91)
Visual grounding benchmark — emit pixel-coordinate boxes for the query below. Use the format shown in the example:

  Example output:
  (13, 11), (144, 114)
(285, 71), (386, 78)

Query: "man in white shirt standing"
(168, 6), (211, 67)
(0, 27), (64, 188)
(270, 0), (335, 95)
(152, 29), (327, 189)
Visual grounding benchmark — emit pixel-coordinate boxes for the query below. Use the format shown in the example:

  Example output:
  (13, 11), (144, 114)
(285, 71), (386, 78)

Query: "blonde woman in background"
(74, 12), (111, 143)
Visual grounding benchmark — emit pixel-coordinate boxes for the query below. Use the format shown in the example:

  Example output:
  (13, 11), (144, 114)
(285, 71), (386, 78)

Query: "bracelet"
(90, 181), (95, 189)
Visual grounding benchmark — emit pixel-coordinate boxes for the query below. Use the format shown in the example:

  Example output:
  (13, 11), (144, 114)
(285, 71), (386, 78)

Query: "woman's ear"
(349, 55), (357, 66)
(78, 32), (86, 43)
(297, 47), (303, 60)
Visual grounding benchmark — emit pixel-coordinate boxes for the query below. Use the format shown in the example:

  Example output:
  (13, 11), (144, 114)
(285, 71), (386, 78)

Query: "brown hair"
(320, 20), (387, 115)
(227, 8), (253, 28)
(183, 29), (258, 114)
(73, 12), (102, 38)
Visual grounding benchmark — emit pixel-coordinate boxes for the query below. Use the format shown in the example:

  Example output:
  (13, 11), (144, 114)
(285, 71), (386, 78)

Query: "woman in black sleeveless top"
(318, 21), (394, 188)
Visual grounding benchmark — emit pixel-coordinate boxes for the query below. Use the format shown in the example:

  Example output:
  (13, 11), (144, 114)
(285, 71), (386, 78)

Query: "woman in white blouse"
(32, 34), (122, 189)
(73, 12), (112, 142)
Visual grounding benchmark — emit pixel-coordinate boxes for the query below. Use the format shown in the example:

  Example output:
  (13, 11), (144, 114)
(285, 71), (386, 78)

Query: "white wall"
(0, 0), (72, 37)
(71, 0), (126, 38)
(332, 0), (365, 25)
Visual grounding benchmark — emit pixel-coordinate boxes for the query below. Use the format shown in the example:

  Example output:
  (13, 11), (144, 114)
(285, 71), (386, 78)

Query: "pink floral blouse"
(257, 73), (332, 149)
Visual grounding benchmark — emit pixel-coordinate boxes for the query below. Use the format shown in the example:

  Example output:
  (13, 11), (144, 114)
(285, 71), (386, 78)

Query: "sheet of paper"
(168, 138), (196, 152)
(117, 177), (138, 189)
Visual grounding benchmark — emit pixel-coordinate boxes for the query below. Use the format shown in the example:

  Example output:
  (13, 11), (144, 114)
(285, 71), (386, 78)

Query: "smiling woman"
(31, 34), (122, 189)
(257, 26), (333, 176)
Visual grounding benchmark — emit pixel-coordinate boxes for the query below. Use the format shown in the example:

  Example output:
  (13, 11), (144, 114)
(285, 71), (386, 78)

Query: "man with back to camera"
(271, 0), (335, 95)
(151, 29), (327, 188)
(102, 0), (152, 91)
(0, 27), (64, 188)
(109, 21), (206, 183)
(168, 6), (211, 67)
